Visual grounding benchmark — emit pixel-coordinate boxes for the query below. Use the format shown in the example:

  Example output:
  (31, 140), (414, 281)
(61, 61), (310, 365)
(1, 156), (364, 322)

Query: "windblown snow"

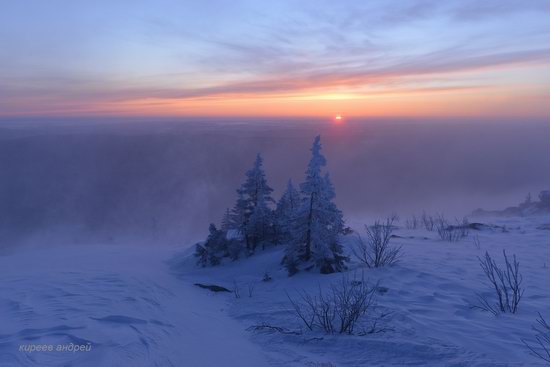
(1, 214), (550, 366)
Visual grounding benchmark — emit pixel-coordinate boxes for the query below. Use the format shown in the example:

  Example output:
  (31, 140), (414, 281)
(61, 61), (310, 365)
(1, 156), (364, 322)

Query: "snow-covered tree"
(195, 222), (243, 266)
(274, 179), (301, 244)
(195, 224), (225, 267)
(229, 189), (248, 232)
(221, 208), (231, 231)
(242, 153), (274, 210)
(540, 190), (550, 206)
(229, 154), (275, 253)
(197, 153), (276, 267)
(247, 194), (275, 250)
(283, 136), (347, 275)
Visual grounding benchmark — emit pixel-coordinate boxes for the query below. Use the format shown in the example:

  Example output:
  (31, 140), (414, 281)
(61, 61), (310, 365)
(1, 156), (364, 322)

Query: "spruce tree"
(230, 153), (275, 253)
(195, 224), (225, 266)
(247, 194), (275, 250)
(242, 154), (274, 210)
(274, 179), (301, 244)
(284, 135), (347, 275)
(221, 208), (231, 231)
(230, 190), (248, 231)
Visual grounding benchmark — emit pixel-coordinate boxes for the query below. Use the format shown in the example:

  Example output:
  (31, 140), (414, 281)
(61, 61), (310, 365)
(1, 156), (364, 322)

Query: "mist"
(1, 117), (549, 248)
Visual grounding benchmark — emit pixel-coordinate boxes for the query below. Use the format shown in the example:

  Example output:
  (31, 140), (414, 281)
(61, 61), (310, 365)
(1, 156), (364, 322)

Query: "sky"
(1, 0), (550, 118)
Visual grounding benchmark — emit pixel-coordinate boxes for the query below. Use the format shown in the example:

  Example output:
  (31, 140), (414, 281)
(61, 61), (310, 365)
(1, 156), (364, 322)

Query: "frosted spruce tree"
(221, 208), (231, 231)
(283, 136), (347, 275)
(195, 224), (226, 267)
(229, 190), (248, 233)
(274, 179), (301, 244)
(229, 154), (275, 254)
(247, 194), (275, 250)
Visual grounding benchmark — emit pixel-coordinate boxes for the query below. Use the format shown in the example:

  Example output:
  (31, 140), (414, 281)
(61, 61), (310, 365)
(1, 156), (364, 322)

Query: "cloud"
(447, 0), (550, 21)
(1, 0), (550, 116)
(105, 47), (550, 101)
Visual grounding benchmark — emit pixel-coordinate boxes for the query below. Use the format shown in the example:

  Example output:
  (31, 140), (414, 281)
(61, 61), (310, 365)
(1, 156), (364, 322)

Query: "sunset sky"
(1, 0), (550, 118)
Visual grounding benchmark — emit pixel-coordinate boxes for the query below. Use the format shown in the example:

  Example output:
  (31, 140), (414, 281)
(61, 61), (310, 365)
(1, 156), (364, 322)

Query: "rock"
(467, 222), (504, 231)
(194, 283), (231, 292)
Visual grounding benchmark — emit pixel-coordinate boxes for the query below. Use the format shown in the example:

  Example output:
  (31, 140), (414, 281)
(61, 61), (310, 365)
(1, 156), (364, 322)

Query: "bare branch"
(246, 323), (302, 335)
(435, 214), (469, 242)
(522, 313), (550, 363)
(352, 217), (402, 268)
(476, 250), (523, 314)
(286, 273), (378, 334)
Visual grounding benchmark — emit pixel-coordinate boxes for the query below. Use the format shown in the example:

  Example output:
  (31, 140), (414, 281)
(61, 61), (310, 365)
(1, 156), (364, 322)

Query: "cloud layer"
(1, 0), (550, 117)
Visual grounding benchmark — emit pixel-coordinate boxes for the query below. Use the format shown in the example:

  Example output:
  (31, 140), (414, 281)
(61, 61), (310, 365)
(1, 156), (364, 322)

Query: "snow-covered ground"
(0, 245), (269, 366)
(2, 214), (550, 366)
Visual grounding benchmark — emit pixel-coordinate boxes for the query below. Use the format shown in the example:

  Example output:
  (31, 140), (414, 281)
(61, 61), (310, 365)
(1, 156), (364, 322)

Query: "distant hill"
(473, 190), (550, 217)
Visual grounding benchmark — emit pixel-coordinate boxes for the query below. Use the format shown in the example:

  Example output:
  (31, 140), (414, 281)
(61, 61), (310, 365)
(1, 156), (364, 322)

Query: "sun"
(333, 115), (344, 123)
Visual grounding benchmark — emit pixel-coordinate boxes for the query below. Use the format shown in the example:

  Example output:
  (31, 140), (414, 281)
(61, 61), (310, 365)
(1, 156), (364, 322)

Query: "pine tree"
(247, 194), (275, 250)
(229, 189), (248, 233)
(231, 154), (275, 253)
(221, 208), (231, 231)
(195, 224), (225, 266)
(274, 179), (301, 244)
(284, 135), (347, 275)
(242, 153), (274, 208)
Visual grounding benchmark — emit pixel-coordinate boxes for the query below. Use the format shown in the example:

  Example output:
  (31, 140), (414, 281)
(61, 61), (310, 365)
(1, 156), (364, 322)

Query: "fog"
(1, 117), (549, 248)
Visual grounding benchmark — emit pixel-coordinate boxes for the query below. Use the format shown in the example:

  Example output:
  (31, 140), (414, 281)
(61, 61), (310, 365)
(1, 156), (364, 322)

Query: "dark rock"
(194, 283), (231, 292)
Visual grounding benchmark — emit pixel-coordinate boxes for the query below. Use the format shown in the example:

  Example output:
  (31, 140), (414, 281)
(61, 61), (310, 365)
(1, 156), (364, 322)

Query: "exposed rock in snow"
(194, 283), (232, 292)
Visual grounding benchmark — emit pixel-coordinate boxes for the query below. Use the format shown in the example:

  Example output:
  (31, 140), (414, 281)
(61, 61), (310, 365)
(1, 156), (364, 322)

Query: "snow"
(0, 245), (269, 367)
(181, 214), (550, 366)
(2, 214), (550, 366)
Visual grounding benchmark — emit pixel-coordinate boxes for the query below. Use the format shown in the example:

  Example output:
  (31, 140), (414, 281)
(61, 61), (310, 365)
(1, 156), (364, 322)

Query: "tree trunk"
(305, 193), (314, 261)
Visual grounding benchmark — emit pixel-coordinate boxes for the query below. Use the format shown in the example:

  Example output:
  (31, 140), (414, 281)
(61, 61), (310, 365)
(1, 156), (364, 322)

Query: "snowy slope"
(0, 245), (269, 367)
(179, 214), (550, 366)
(1, 214), (550, 366)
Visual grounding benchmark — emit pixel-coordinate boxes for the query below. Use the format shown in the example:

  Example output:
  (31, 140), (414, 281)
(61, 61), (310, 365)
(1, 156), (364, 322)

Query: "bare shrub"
(286, 273), (377, 335)
(475, 250), (524, 315)
(405, 214), (419, 229)
(352, 217), (402, 268)
(234, 281), (256, 298)
(523, 313), (550, 363)
(358, 310), (394, 335)
(421, 211), (436, 231)
(435, 215), (469, 242)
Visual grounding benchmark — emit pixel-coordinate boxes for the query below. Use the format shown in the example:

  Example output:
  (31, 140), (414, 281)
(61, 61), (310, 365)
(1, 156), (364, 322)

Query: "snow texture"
(1, 214), (550, 366)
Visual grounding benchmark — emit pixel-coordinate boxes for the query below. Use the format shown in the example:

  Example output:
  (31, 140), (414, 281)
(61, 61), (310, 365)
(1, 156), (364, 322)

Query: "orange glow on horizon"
(92, 84), (550, 119)
(2, 73), (550, 119)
